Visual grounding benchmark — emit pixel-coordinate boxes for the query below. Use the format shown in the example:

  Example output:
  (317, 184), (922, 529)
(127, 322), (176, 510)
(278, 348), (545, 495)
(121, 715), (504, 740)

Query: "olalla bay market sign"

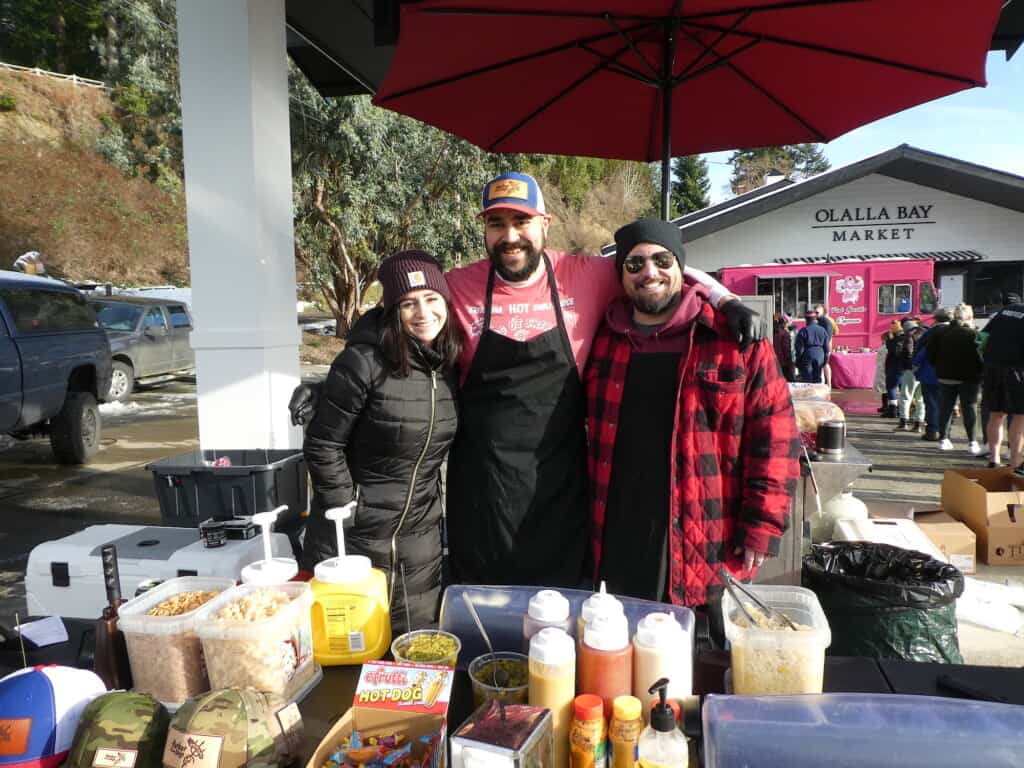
(812, 204), (935, 242)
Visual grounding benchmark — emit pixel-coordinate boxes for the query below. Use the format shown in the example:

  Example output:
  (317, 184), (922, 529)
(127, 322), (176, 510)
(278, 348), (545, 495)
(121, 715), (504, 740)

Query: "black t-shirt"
(983, 304), (1024, 368)
(599, 351), (680, 602)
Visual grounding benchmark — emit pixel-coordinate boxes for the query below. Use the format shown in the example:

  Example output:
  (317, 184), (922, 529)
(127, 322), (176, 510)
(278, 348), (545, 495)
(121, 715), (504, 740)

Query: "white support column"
(176, 0), (302, 450)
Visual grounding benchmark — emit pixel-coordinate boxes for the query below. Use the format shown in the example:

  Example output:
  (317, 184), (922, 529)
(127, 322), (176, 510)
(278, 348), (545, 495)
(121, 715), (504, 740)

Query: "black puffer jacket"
(302, 308), (458, 633)
(926, 322), (983, 382)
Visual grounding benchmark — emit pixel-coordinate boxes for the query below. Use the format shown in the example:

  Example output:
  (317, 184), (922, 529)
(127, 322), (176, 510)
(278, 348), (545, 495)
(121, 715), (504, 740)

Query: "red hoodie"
(602, 283), (710, 355)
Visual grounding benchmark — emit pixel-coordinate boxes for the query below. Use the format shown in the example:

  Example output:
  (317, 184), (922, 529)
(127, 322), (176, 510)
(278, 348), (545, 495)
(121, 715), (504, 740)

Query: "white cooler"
(26, 524), (293, 619)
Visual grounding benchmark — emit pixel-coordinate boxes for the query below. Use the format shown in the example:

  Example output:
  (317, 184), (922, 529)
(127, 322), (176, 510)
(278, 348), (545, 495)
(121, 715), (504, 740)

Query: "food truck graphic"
(718, 258), (938, 349)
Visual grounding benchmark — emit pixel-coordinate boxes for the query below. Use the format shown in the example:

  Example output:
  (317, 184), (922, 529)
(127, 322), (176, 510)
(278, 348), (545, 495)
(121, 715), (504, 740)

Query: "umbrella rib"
(674, 10), (752, 82)
(376, 22), (656, 102)
(603, 14), (662, 81)
(488, 41), (637, 152)
(672, 38), (761, 87)
(684, 19), (982, 85)
(578, 43), (659, 85)
(676, 24), (826, 140)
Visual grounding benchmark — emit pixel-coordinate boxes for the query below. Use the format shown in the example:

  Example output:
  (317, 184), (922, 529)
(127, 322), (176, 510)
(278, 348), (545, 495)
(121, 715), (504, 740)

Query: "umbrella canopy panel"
(373, 0), (1003, 163)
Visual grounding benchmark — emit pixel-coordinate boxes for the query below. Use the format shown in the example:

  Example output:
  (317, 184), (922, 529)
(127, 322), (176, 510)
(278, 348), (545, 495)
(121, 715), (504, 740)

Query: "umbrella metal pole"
(660, 21), (676, 221)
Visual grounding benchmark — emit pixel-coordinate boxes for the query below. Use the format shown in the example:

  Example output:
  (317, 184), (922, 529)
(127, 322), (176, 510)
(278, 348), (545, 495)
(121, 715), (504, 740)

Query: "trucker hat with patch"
(162, 689), (303, 768)
(479, 172), (546, 217)
(0, 665), (107, 768)
(65, 690), (170, 768)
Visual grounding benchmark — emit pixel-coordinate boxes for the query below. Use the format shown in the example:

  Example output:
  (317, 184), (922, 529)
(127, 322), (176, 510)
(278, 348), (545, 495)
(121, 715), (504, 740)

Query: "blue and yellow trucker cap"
(479, 172), (546, 217)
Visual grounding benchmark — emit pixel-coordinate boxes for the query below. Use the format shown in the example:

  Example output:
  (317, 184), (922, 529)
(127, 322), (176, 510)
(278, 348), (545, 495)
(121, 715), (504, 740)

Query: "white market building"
(605, 145), (1024, 319)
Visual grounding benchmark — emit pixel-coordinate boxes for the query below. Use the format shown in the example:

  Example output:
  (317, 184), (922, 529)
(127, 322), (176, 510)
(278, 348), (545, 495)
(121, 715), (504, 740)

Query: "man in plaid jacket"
(585, 218), (800, 607)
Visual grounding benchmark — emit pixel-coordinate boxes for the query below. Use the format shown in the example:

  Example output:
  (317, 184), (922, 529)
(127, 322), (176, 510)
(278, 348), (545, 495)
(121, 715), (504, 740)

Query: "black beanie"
(614, 218), (686, 273)
(378, 250), (450, 310)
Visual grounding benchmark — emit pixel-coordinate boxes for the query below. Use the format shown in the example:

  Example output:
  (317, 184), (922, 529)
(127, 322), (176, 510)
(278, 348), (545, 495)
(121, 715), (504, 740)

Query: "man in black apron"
(289, 173), (759, 590)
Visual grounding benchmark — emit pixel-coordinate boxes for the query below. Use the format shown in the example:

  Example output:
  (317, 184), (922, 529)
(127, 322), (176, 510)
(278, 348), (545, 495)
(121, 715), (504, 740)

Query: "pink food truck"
(718, 258), (938, 350)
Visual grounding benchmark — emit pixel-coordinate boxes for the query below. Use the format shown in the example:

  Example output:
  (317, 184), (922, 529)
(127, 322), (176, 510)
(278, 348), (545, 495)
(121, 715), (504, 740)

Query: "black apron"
(446, 253), (588, 587)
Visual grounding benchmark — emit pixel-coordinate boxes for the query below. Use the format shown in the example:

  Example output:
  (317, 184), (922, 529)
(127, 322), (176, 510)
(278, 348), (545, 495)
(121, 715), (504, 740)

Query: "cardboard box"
(914, 511), (977, 574)
(941, 468), (1024, 565)
(306, 662), (454, 768)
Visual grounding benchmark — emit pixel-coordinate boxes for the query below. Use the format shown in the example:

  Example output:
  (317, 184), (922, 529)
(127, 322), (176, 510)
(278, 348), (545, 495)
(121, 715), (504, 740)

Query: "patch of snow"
(99, 401), (142, 416)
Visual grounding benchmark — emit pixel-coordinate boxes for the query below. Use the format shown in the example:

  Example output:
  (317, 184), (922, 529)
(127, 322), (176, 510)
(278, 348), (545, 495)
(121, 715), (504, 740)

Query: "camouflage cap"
(65, 691), (171, 768)
(162, 689), (303, 768)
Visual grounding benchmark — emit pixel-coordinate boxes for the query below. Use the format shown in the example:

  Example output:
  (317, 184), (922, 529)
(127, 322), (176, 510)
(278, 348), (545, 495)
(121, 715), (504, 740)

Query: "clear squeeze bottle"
(529, 627), (576, 768)
(309, 502), (391, 665)
(577, 581), (624, 639)
(524, 589), (572, 648)
(637, 679), (688, 768)
(578, 612), (633, 719)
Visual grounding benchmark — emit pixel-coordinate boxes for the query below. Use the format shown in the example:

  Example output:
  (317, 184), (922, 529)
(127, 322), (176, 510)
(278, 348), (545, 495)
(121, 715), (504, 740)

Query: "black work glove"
(721, 299), (761, 351)
(289, 382), (322, 427)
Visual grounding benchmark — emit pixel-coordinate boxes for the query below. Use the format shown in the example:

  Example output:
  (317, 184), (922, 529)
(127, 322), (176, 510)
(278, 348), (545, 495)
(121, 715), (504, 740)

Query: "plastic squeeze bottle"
(609, 695), (644, 768)
(578, 612), (633, 719)
(633, 613), (691, 717)
(529, 627), (576, 768)
(569, 693), (607, 768)
(637, 679), (688, 768)
(578, 581), (624, 639)
(309, 502), (391, 665)
(524, 589), (572, 648)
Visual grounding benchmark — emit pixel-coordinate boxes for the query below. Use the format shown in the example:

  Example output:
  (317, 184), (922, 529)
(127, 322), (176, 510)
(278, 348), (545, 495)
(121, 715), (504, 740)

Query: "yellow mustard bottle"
(310, 504), (391, 665)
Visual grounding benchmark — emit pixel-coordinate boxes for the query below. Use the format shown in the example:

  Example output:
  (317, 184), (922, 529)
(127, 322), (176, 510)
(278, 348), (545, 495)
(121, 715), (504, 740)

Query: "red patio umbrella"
(372, 0), (1003, 219)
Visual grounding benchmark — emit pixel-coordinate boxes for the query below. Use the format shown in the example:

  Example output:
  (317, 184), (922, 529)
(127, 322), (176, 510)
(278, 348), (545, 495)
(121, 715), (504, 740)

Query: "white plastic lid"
(583, 611), (629, 652)
(241, 557), (298, 585)
(528, 589), (570, 623)
(581, 581), (624, 625)
(634, 612), (684, 649)
(313, 554), (372, 584)
(529, 626), (575, 666)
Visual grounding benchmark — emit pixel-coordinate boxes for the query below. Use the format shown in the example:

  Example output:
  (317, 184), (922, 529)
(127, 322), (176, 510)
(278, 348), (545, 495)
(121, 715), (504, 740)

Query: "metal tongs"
(719, 567), (800, 631)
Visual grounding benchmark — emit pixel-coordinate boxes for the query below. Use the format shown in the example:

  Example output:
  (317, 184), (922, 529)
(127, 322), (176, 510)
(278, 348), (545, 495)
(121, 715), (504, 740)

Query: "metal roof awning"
(773, 250), (985, 265)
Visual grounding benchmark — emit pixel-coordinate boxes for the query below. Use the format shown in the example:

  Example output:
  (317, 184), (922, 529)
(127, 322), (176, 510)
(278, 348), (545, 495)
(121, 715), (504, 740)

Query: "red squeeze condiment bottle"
(578, 612), (633, 720)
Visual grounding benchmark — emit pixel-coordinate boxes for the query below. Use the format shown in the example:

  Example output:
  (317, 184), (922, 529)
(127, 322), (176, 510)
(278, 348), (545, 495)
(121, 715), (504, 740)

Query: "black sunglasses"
(623, 251), (676, 273)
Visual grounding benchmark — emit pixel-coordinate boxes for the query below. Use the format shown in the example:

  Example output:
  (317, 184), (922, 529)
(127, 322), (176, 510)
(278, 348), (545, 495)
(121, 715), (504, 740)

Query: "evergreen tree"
(670, 155), (710, 217)
(0, 0), (103, 75)
(728, 144), (830, 195)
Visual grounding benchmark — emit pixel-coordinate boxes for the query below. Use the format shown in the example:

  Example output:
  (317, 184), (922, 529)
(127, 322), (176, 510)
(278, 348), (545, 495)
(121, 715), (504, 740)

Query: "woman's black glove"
(289, 382), (322, 427)
(721, 299), (761, 351)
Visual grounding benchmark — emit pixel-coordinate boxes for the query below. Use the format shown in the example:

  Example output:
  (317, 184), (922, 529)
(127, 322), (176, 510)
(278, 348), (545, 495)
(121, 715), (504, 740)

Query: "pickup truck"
(88, 295), (195, 402)
(0, 271), (112, 463)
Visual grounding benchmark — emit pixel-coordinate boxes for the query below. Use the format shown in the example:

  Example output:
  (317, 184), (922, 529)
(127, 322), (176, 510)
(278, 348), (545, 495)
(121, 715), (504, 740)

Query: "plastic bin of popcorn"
(194, 581), (316, 696)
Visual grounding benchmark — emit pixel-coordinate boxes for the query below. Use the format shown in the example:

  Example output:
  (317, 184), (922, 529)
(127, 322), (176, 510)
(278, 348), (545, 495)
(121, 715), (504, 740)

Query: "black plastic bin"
(148, 449), (308, 535)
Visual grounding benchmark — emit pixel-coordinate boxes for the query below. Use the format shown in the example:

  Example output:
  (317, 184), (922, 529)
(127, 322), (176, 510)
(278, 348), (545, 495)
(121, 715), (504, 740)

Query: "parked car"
(0, 271), (112, 463)
(88, 295), (195, 402)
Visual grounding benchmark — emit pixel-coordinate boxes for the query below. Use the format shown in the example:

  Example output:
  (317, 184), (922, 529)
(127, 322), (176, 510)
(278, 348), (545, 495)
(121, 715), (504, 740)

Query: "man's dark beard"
(632, 288), (681, 317)
(488, 239), (544, 282)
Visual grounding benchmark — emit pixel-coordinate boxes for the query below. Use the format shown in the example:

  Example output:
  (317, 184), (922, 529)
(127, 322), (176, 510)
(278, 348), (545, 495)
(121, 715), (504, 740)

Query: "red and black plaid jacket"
(585, 300), (800, 606)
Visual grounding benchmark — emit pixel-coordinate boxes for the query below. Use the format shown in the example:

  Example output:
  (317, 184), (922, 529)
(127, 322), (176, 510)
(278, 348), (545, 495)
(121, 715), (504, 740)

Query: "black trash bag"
(802, 541), (965, 663)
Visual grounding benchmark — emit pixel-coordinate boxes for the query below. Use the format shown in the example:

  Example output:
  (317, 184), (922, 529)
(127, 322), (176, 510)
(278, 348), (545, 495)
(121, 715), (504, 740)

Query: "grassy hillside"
(0, 69), (188, 284)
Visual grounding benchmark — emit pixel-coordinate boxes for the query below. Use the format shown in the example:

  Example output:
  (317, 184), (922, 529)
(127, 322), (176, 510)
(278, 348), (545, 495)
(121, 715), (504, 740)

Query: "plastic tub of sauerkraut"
(118, 576), (236, 706)
(722, 585), (830, 695)
(194, 582), (315, 696)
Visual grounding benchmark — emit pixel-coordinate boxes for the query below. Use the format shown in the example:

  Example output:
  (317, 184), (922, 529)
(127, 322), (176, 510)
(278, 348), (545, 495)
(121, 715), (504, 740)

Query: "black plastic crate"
(148, 449), (308, 534)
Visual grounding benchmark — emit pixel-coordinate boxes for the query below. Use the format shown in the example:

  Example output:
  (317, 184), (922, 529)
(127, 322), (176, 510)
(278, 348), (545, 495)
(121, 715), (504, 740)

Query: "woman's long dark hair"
(378, 298), (463, 378)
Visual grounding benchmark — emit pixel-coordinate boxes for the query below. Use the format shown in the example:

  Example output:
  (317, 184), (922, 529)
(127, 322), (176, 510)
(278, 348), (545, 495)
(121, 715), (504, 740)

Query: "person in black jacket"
(302, 251), (461, 633)
(927, 303), (983, 454)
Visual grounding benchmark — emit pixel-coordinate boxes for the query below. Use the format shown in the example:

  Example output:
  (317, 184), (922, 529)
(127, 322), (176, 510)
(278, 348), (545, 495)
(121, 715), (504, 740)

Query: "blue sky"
(703, 51), (1024, 204)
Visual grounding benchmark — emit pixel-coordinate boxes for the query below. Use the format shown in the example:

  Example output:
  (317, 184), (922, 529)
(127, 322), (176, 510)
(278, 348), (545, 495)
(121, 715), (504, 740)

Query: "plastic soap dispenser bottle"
(638, 678), (688, 768)
(309, 503), (391, 665)
(241, 505), (299, 585)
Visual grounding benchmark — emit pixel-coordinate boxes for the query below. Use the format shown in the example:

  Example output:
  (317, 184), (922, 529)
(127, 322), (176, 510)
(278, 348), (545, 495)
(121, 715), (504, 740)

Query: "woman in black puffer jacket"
(302, 251), (461, 633)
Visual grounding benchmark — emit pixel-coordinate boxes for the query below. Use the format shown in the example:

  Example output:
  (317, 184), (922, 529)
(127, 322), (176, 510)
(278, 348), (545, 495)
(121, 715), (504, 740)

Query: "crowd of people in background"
(774, 296), (1024, 475)
(867, 296), (1024, 475)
